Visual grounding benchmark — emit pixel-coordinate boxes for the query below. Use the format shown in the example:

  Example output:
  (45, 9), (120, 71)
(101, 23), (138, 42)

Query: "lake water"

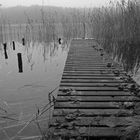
(0, 41), (68, 139)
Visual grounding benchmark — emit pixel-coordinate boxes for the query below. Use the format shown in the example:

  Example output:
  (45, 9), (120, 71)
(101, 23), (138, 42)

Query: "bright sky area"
(0, 0), (115, 7)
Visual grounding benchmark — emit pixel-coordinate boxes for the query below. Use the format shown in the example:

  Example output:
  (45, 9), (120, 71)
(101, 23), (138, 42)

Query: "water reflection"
(0, 41), (68, 130)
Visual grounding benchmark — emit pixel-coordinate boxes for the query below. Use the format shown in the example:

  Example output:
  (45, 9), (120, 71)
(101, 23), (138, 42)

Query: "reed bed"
(88, 0), (140, 74)
(0, 7), (91, 45)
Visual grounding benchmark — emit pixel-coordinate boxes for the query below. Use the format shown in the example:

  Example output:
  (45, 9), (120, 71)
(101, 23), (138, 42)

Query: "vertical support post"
(17, 53), (23, 73)
(3, 43), (8, 59)
(83, 22), (86, 39)
(22, 38), (25, 46)
(13, 41), (15, 50)
(58, 38), (61, 44)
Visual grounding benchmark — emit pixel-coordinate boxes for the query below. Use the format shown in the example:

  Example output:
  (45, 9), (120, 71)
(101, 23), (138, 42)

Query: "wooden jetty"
(49, 39), (140, 140)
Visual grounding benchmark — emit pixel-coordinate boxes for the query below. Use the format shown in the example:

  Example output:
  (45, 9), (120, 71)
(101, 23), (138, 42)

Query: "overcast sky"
(0, 0), (113, 7)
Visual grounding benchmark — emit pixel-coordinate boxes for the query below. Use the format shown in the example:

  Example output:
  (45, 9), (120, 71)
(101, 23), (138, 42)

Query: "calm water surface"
(0, 41), (68, 130)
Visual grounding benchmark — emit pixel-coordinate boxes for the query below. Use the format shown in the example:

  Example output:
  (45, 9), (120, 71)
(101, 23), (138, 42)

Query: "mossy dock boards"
(49, 39), (139, 140)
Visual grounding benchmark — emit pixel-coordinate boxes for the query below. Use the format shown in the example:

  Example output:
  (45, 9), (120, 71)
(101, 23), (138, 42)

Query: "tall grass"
(0, 6), (92, 45)
(88, 0), (140, 74)
(0, 10), (58, 45)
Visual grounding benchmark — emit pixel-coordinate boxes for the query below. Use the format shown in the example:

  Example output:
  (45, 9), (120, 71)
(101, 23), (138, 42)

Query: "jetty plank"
(49, 39), (138, 139)
(53, 109), (133, 117)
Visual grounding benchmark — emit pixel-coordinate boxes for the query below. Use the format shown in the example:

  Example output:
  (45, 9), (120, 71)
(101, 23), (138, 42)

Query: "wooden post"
(3, 43), (8, 59)
(17, 53), (23, 73)
(22, 38), (25, 46)
(58, 38), (61, 44)
(83, 22), (86, 39)
(12, 41), (15, 50)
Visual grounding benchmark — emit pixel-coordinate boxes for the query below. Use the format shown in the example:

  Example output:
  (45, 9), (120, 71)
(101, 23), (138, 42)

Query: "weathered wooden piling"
(12, 41), (15, 50)
(22, 38), (25, 46)
(49, 39), (140, 140)
(58, 38), (62, 44)
(3, 43), (8, 59)
(17, 53), (23, 73)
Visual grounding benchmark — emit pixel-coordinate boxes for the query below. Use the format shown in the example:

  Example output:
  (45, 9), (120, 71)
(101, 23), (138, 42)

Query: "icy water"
(0, 41), (68, 139)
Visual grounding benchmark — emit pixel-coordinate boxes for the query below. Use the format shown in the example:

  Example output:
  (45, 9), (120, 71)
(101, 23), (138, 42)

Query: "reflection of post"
(17, 53), (23, 73)
(13, 41), (15, 50)
(22, 38), (25, 46)
(3, 43), (8, 59)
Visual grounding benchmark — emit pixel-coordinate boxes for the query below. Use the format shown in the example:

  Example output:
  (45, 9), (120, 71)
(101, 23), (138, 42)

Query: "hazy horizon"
(0, 0), (115, 8)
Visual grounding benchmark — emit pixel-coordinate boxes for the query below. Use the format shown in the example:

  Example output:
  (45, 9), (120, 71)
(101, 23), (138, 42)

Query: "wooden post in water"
(83, 22), (86, 39)
(22, 38), (25, 46)
(58, 38), (62, 44)
(3, 43), (8, 59)
(12, 41), (15, 50)
(17, 53), (23, 73)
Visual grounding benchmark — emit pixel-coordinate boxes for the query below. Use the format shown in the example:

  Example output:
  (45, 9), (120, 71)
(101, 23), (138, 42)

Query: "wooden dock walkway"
(49, 39), (140, 140)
